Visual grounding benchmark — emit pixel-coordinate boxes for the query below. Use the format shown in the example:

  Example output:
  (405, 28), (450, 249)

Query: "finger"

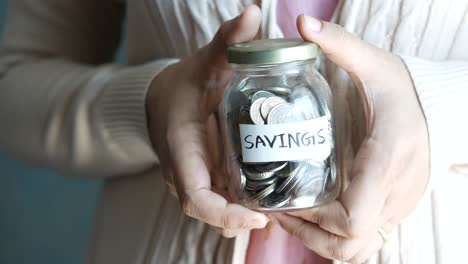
(288, 137), (393, 238)
(348, 222), (394, 264)
(199, 5), (262, 112)
(274, 213), (363, 262)
(213, 227), (245, 238)
(210, 5), (262, 54)
(170, 122), (268, 230)
(296, 14), (382, 79)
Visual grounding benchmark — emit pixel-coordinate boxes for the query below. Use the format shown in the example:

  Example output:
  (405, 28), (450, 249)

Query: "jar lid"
(227, 38), (320, 65)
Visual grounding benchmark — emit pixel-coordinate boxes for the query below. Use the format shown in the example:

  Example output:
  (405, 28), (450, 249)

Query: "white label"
(239, 116), (331, 163)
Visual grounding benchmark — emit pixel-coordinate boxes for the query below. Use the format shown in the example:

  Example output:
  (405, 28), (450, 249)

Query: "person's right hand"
(145, 5), (269, 238)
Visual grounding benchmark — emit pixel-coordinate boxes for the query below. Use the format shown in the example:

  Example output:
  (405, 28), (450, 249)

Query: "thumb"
(297, 14), (381, 78)
(208, 5), (262, 59)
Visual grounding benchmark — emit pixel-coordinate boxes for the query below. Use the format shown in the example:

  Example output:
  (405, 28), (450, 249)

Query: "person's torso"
(93, 1), (468, 264)
(125, 0), (468, 65)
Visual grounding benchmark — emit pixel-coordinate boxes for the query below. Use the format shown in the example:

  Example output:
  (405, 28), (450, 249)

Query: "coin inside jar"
(251, 91), (275, 102)
(260, 96), (287, 120)
(254, 161), (288, 173)
(250, 183), (276, 202)
(267, 103), (302, 124)
(249, 97), (267, 125)
(242, 166), (275, 181)
(260, 192), (291, 208)
(245, 176), (278, 192)
(264, 87), (291, 97)
(275, 163), (304, 194)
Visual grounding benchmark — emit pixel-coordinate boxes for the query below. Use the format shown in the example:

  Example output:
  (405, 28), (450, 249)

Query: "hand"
(273, 15), (430, 263)
(146, 6), (269, 237)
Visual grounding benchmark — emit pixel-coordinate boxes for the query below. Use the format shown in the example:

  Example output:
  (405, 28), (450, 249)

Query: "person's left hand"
(273, 15), (430, 263)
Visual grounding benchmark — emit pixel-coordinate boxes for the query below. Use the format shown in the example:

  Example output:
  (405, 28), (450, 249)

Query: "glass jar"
(220, 39), (339, 211)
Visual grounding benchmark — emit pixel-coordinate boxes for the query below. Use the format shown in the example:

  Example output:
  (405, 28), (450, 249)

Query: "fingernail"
(302, 14), (322, 32)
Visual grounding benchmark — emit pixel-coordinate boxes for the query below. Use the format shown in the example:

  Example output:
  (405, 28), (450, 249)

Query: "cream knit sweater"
(1, 0), (468, 263)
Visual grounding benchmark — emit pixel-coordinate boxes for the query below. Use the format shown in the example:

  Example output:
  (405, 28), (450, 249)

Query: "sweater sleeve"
(0, 0), (177, 177)
(401, 56), (468, 193)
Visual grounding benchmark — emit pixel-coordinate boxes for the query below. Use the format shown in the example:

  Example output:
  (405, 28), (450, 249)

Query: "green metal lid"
(227, 38), (320, 65)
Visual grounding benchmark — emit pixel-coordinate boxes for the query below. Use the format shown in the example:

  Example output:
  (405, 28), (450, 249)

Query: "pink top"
(245, 1), (338, 263)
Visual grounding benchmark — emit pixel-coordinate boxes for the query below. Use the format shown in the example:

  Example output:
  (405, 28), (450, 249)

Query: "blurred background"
(0, 1), (109, 263)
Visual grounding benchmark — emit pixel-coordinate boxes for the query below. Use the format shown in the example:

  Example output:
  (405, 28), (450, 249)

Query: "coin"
(267, 103), (302, 124)
(260, 96), (287, 120)
(250, 183), (276, 202)
(240, 169), (246, 192)
(249, 97), (267, 125)
(245, 176), (278, 192)
(251, 91), (275, 102)
(295, 175), (324, 197)
(276, 162), (300, 178)
(294, 165), (326, 196)
(254, 161), (288, 173)
(242, 166), (275, 181)
(275, 164), (304, 194)
(264, 87), (291, 97)
(260, 193), (291, 208)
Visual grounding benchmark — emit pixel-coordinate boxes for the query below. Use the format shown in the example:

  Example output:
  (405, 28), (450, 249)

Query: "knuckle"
(327, 234), (342, 260)
(292, 220), (307, 240)
(328, 235), (354, 261)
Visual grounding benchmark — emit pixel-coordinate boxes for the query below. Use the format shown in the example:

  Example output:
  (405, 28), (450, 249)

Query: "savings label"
(239, 116), (331, 163)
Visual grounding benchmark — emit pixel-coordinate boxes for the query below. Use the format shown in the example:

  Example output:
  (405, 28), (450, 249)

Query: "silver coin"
(243, 166), (275, 181)
(260, 193), (291, 208)
(251, 91), (275, 102)
(246, 177), (278, 192)
(294, 165), (326, 196)
(249, 97), (267, 125)
(295, 175), (324, 197)
(250, 183), (276, 202)
(275, 164), (304, 194)
(260, 96), (287, 120)
(276, 162), (300, 178)
(264, 87), (291, 97)
(267, 103), (301, 124)
(240, 169), (246, 192)
(255, 161), (288, 173)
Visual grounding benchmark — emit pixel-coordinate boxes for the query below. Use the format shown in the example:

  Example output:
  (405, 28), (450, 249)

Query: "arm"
(0, 0), (175, 177)
(401, 57), (468, 192)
